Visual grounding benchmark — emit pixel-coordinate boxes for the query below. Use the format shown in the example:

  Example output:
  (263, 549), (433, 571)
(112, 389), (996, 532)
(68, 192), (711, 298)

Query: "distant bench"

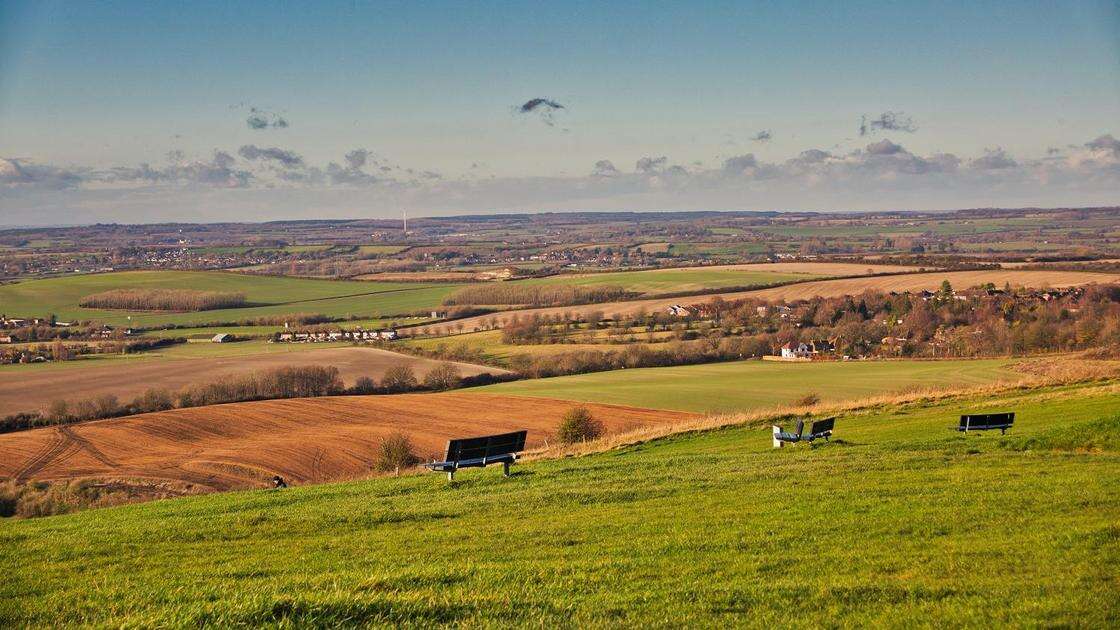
(772, 417), (835, 448)
(426, 430), (528, 481)
(955, 412), (1015, 434)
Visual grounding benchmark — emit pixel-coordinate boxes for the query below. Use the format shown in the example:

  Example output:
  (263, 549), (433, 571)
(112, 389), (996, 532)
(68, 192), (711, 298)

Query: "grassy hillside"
(477, 358), (1019, 413)
(3, 381), (1118, 626)
(0, 271), (460, 326)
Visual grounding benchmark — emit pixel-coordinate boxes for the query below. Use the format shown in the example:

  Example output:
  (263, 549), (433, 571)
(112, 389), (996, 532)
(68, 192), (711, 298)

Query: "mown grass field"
(3, 380), (1118, 626)
(513, 267), (820, 296)
(139, 316), (429, 339)
(0, 270), (461, 326)
(477, 358), (1019, 413)
(400, 329), (621, 362)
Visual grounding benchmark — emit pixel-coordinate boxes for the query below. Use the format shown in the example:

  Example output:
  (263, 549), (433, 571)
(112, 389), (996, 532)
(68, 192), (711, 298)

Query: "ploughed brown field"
(0, 347), (505, 417)
(0, 393), (692, 493)
(415, 269), (1120, 334)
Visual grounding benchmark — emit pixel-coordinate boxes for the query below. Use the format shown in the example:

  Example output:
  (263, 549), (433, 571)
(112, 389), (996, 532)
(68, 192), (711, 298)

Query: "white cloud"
(2, 135), (1118, 224)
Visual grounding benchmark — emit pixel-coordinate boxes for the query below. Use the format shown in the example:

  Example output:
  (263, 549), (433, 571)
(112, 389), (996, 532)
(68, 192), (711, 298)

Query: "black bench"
(426, 430), (527, 480)
(772, 417), (835, 448)
(955, 412), (1014, 434)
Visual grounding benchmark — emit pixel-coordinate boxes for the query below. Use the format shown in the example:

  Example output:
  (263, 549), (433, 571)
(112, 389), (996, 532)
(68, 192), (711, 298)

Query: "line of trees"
(443, 283), (632, 307)
(2, 362), (511, 433)
(78, 288), (247, 312)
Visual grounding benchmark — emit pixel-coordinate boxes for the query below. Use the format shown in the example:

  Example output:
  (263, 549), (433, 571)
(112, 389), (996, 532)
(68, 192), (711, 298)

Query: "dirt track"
(414, 269), (1120, 334)
(0, 393), (692, 490)
(0, 347), (505, 417)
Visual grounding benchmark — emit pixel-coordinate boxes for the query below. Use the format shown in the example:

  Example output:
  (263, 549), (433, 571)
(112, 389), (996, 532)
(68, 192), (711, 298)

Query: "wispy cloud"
(238, 145), (304, 168)
(5, 134), (1119, 224)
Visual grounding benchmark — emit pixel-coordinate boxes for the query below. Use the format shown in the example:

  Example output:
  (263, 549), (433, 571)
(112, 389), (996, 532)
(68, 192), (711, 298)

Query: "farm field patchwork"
(416, 268), (1120, 334)
(3, 380), (1118, 626)
(0, 270), (461, 326)
(0, 344), (502, 417)
(477, 358), (1021, 413)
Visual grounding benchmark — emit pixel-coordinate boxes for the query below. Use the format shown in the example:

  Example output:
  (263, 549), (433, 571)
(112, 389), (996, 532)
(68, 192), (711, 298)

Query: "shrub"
(351, 376), (377, 395)
(793, 392), (821, 407)
(557, 406), (603, 445)
(422, 362), (461, 391)
(131, 388), (174, 414)
(374, 432), (421, 476)
(380, 365), (418, 393)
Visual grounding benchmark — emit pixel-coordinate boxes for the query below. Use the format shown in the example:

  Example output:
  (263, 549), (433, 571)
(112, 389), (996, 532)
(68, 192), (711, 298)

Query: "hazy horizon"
(2, 1), (1118, 225)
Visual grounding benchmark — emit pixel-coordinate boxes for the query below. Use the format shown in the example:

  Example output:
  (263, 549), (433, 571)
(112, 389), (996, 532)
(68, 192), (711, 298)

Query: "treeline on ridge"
(1, 362), (511, 433)
(78, 288), (247, 312)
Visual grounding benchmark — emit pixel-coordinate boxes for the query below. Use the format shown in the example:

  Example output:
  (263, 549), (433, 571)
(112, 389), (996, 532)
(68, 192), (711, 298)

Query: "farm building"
(211, 333), (232, 343)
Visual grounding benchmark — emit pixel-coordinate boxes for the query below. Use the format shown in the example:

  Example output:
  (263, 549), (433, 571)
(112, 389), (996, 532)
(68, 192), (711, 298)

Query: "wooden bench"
(426, 430), (528, 480)
(955, 412), (1014, 434)
(772, 417), (835, 448)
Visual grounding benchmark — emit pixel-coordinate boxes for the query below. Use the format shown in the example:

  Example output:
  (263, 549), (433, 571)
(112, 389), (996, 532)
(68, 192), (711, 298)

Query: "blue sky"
(1, 1), (1118, 224)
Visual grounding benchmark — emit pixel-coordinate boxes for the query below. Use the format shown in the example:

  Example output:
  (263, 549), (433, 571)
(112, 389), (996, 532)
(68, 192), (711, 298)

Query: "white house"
(780, 342), (812, 359)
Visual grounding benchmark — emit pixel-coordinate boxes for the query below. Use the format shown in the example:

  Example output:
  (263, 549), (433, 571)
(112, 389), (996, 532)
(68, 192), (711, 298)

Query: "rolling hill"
(415, 268), (1120, 334)
(0, 345), (504, 417)
(0, 270), (460, 326)
(3, 379), (1118, 626)
(0, 393), (691, 490)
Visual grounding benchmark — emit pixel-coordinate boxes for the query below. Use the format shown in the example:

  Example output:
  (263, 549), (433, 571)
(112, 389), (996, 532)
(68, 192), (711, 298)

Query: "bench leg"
(772, 426), (783, 449)
(503, 461), (511, 477)
(447, 470), (454, 482)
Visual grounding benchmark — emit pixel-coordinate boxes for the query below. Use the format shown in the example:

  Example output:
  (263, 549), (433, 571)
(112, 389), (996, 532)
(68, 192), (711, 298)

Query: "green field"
(667, 242), (786, 257)
(0, 271), (461, 326)
(358, 245), (409, 256)
(478, 358), (1019, 413)
(514, 267), (820, 297)
(401, 328), (631, 363)
(141, 316), (429, 339)
(0, 339), (356, 374)
(4, 380), (1118, 626)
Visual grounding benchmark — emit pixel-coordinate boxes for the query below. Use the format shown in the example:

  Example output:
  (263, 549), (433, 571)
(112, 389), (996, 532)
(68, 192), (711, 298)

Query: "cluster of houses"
(1, 316), (73, 328)
(275, 328), (399, 343)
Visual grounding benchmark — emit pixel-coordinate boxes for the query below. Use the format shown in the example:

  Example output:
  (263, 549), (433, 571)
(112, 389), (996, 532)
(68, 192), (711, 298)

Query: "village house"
(780, 340), (835, 360)
(666, 304), (691, 317)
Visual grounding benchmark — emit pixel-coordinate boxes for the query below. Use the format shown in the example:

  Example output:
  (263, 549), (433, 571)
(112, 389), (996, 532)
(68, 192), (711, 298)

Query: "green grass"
(0, 340), (356, 373)
(400, 328), (627, 363)
(513, 267), (820, 297)
(0, 270), (461, 326)
(140, 316), (428, 339)
(477, 358), (1019, 413)
(3, 381), (1118, 626)
(668, 242), (779, 256)
(358, 245), (409, 256)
